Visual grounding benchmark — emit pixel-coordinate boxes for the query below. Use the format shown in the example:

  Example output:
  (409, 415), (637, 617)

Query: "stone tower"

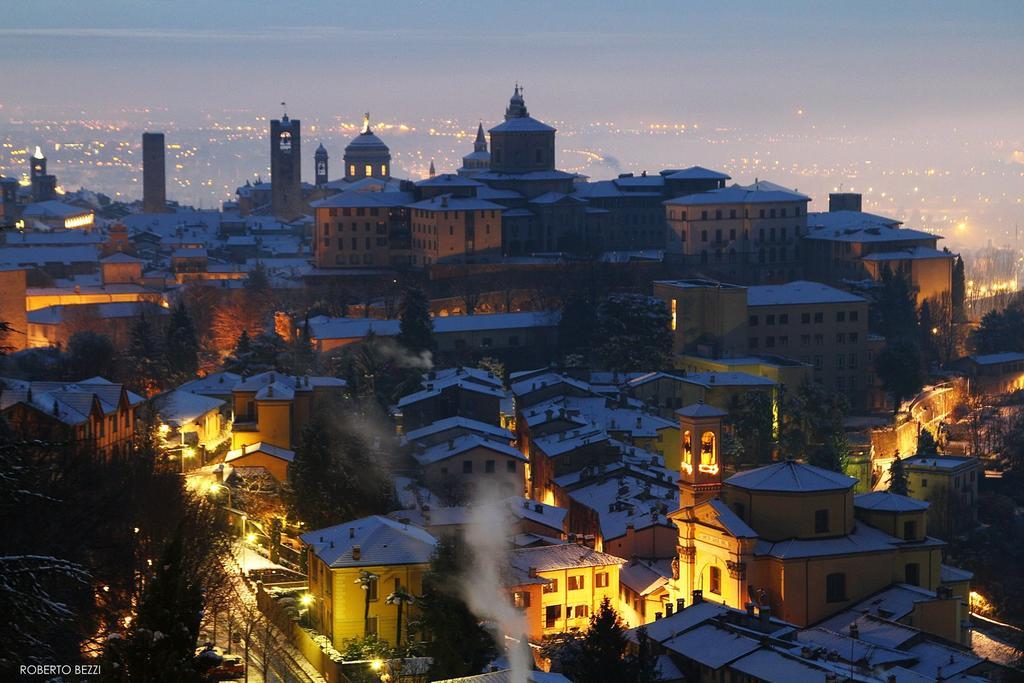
(142, 132), (168, 213)
(30, 146), (56, 202)
(270, 112), (303, 220)
(314, 143), (329, 187)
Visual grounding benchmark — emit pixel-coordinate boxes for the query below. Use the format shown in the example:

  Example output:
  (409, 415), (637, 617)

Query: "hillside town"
(3, 84), (1024, 683)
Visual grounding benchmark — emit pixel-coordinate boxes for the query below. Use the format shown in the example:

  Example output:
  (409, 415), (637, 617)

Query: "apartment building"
(653, 279), (871, 409)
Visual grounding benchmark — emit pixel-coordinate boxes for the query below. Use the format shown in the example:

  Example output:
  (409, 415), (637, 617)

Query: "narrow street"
(201, 545), (324, 683)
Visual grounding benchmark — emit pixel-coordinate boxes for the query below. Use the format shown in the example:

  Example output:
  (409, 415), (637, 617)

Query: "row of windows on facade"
(411, 209), (500, 220)
(413, 223), (493, 237)
(749, 333), (861, 350)
(671, 206), (804, 221)
(689, 247), (798, 265)
(750, 310), (861, 326)
(681, 226), (801, 243)
(322, 221), (388, 234)
(348, 163), (388, 177)
(439, 459), (519, 475)
(323, 237), (388, 250)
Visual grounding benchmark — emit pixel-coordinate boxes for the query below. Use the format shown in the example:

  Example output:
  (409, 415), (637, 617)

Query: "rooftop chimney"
(676, 598), (685, 613)
(692, 589), (703, 604)
(352, 545), (361, 560)
(665, 603), (674, 617)
(849, 622), (859, 639)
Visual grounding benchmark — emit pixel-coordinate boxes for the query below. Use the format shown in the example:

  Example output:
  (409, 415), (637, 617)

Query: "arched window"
(699, 431), (718, 474)
(364, 164), (372, 177)
(279, 131), (292, 152)
(681, 430), (693, 474)
(349, 164), (356, 177)
(380, 164), (387, 176)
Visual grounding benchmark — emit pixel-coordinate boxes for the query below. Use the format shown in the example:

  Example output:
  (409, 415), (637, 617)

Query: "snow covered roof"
(27, 301), (169, 325)
(663, 166), (731, 181)
(665, 184), (808, 206)
(0, 245), (100, 265)
(100, 251), (146, 264)
(854, 491), (929, 512)
(402, 416), (513, 444)
(0, 377), (143, 425)
(152, 389), (224, 426)
(488, 116), (556, 133)
(509, 544), (625, 576)
(661, 623), (761, 668)
(707, 499), (758, 538)
(963, 351), (1024, 365)
(413, 433), (525, 466)
(507, 496), (568, 531)
(473, 170), (576, 182)
(407, 195), (504, 212)
(755, 523), (941, 560)
(225, 442), (295, 463)
(415, 173), (483, 188)
(398, 376), (508, 408)
(175, 371), (243, 396)
(727, 460), (856, 493)
(861, 247), (951, 261)
(300, 515), (437, 568)
(902, 454), (978, 471)
(234, 371), (345, 394)
(311, 190), (413, 209)
(5, 230), (103, 246)
(529, 191), (586, 205)
(344, 129), (389, 151)
(620, 559), (671, 596)
(22, 200), (93, 218)
(676, 401), (727, 418)
(940, 563), (973, 583)
(746, 280), (866, 307)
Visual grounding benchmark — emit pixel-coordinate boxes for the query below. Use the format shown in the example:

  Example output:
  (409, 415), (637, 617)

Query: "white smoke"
(376, 338), (434, 370)
(462, 486), (531, 683)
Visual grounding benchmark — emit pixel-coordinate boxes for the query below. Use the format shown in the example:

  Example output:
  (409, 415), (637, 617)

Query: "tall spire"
(428, 159), (436, 178)
(474, 122), (487, 152)
(32, 145), (44, 160)
(361, 112), (371, 134)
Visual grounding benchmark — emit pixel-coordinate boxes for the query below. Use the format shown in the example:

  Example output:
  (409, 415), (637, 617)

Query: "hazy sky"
(3, 1), (1022, 129)
(2, 2), (1022, 250)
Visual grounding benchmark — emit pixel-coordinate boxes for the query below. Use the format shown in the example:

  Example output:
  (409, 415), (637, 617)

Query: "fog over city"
(2, 1), (1022, 251)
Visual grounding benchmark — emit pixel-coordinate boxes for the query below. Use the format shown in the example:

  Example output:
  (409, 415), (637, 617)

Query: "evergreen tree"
(726, 391), (775, 464)
(558, 294), (598, 361)
(417, 536), (497, 680)
(888, 454), (910, 495)
(128, 312), (164, 395)
(593, 294), (672, 372)
(398, 286), (435, 355)
(66, 330), (115, 380)
(810, 430), (850, 474)
(223, 330), (252, 375)
(575, 598), (631, 683)
(875, 339), (925, 414)
(874, 266), (918, 341)
(916, 428), (939, 457)
(951, 252), (966, 322)
(971, 300), (1024, 354)
(164, 301), (199, 382)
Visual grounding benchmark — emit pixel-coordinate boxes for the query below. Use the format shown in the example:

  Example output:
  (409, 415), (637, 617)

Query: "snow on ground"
(233, 542), (288, 574)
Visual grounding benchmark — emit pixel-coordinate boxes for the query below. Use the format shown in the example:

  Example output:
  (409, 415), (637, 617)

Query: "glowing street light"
(299, 593), (315, 607)
(246, 532), (257, 544)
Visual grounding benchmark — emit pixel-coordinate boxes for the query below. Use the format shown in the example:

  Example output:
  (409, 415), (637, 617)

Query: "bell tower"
(314, 143), (329, 187)
(676, 401), (726, 508)
(270, 105), (303, 220)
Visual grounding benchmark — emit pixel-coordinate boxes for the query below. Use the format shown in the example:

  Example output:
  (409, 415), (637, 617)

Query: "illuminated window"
(709, 566), (721, 595)
(512, 591), (530, 608)
(365, 164), (372, 177)
(349, 164), (356, 176)
(595, 572), (609, 588)
(279, 131), (292, 152)
(568, 576), (585, 591)
(699, 431), (718, 474)
(681, 430), (693, 474)
(671, 299), (677, 331)
(542, 579), (558, 594)
(380, 164), (387, 176)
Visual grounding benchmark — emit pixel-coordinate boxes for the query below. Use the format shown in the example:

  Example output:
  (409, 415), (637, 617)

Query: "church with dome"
(668, 405), (972, 646)
(343, 113), (391, 182)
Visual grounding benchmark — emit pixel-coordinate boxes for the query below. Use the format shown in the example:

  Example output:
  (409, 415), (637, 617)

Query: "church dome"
(343, 113), (391, 181)
(344, 113), (390, 153)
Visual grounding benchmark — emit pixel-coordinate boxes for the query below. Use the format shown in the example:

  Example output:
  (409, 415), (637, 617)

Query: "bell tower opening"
(676, 401), (726, 508)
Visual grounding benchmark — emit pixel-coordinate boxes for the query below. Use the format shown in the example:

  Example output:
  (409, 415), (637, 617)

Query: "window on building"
(574, 605), (590, 618)
(462, 460), (473, 474)
(905, 563), (920, 586)
(485, 460), (495, 473)
(507, 460), (517, 473)
(364, 164), (372, 176)
(513, 591), (530, 608)
(801, 312), (811, 324)
(568, 576), (585, 591)
(814, 312), (824, 323)
(349, 164), (356, 176)
(815, 509), (829, 533)
(904, 520), (917, 540)
(366, 576), (379, 601)
(543, 579), (558, 594)
(596, 572), (609, 588)
(837, 311), (846, 322)
(701, 230), (708, 242)
(709, 566), (721, 595)
(921, 478), (928, 488)
(749, 315), (759, 327)
(701, 211), (708, 220)
(545, 605), (561, 628)
(826, 573), (846, 602)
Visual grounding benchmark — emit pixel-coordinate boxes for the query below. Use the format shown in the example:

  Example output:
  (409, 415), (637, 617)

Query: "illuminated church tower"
(676, 401), (726, 508)
(270, 110), (303, 220)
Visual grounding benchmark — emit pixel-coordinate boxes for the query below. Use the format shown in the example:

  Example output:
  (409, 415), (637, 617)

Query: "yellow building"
(231, 371), (347, 450)
(506, 543), (625, 641)
(668, 407), (969, 645)
(224, 442), (294, 482)
(902, 454), (982, 538)
(152, 388), (227, 452)
(301, 516), (436, 648)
